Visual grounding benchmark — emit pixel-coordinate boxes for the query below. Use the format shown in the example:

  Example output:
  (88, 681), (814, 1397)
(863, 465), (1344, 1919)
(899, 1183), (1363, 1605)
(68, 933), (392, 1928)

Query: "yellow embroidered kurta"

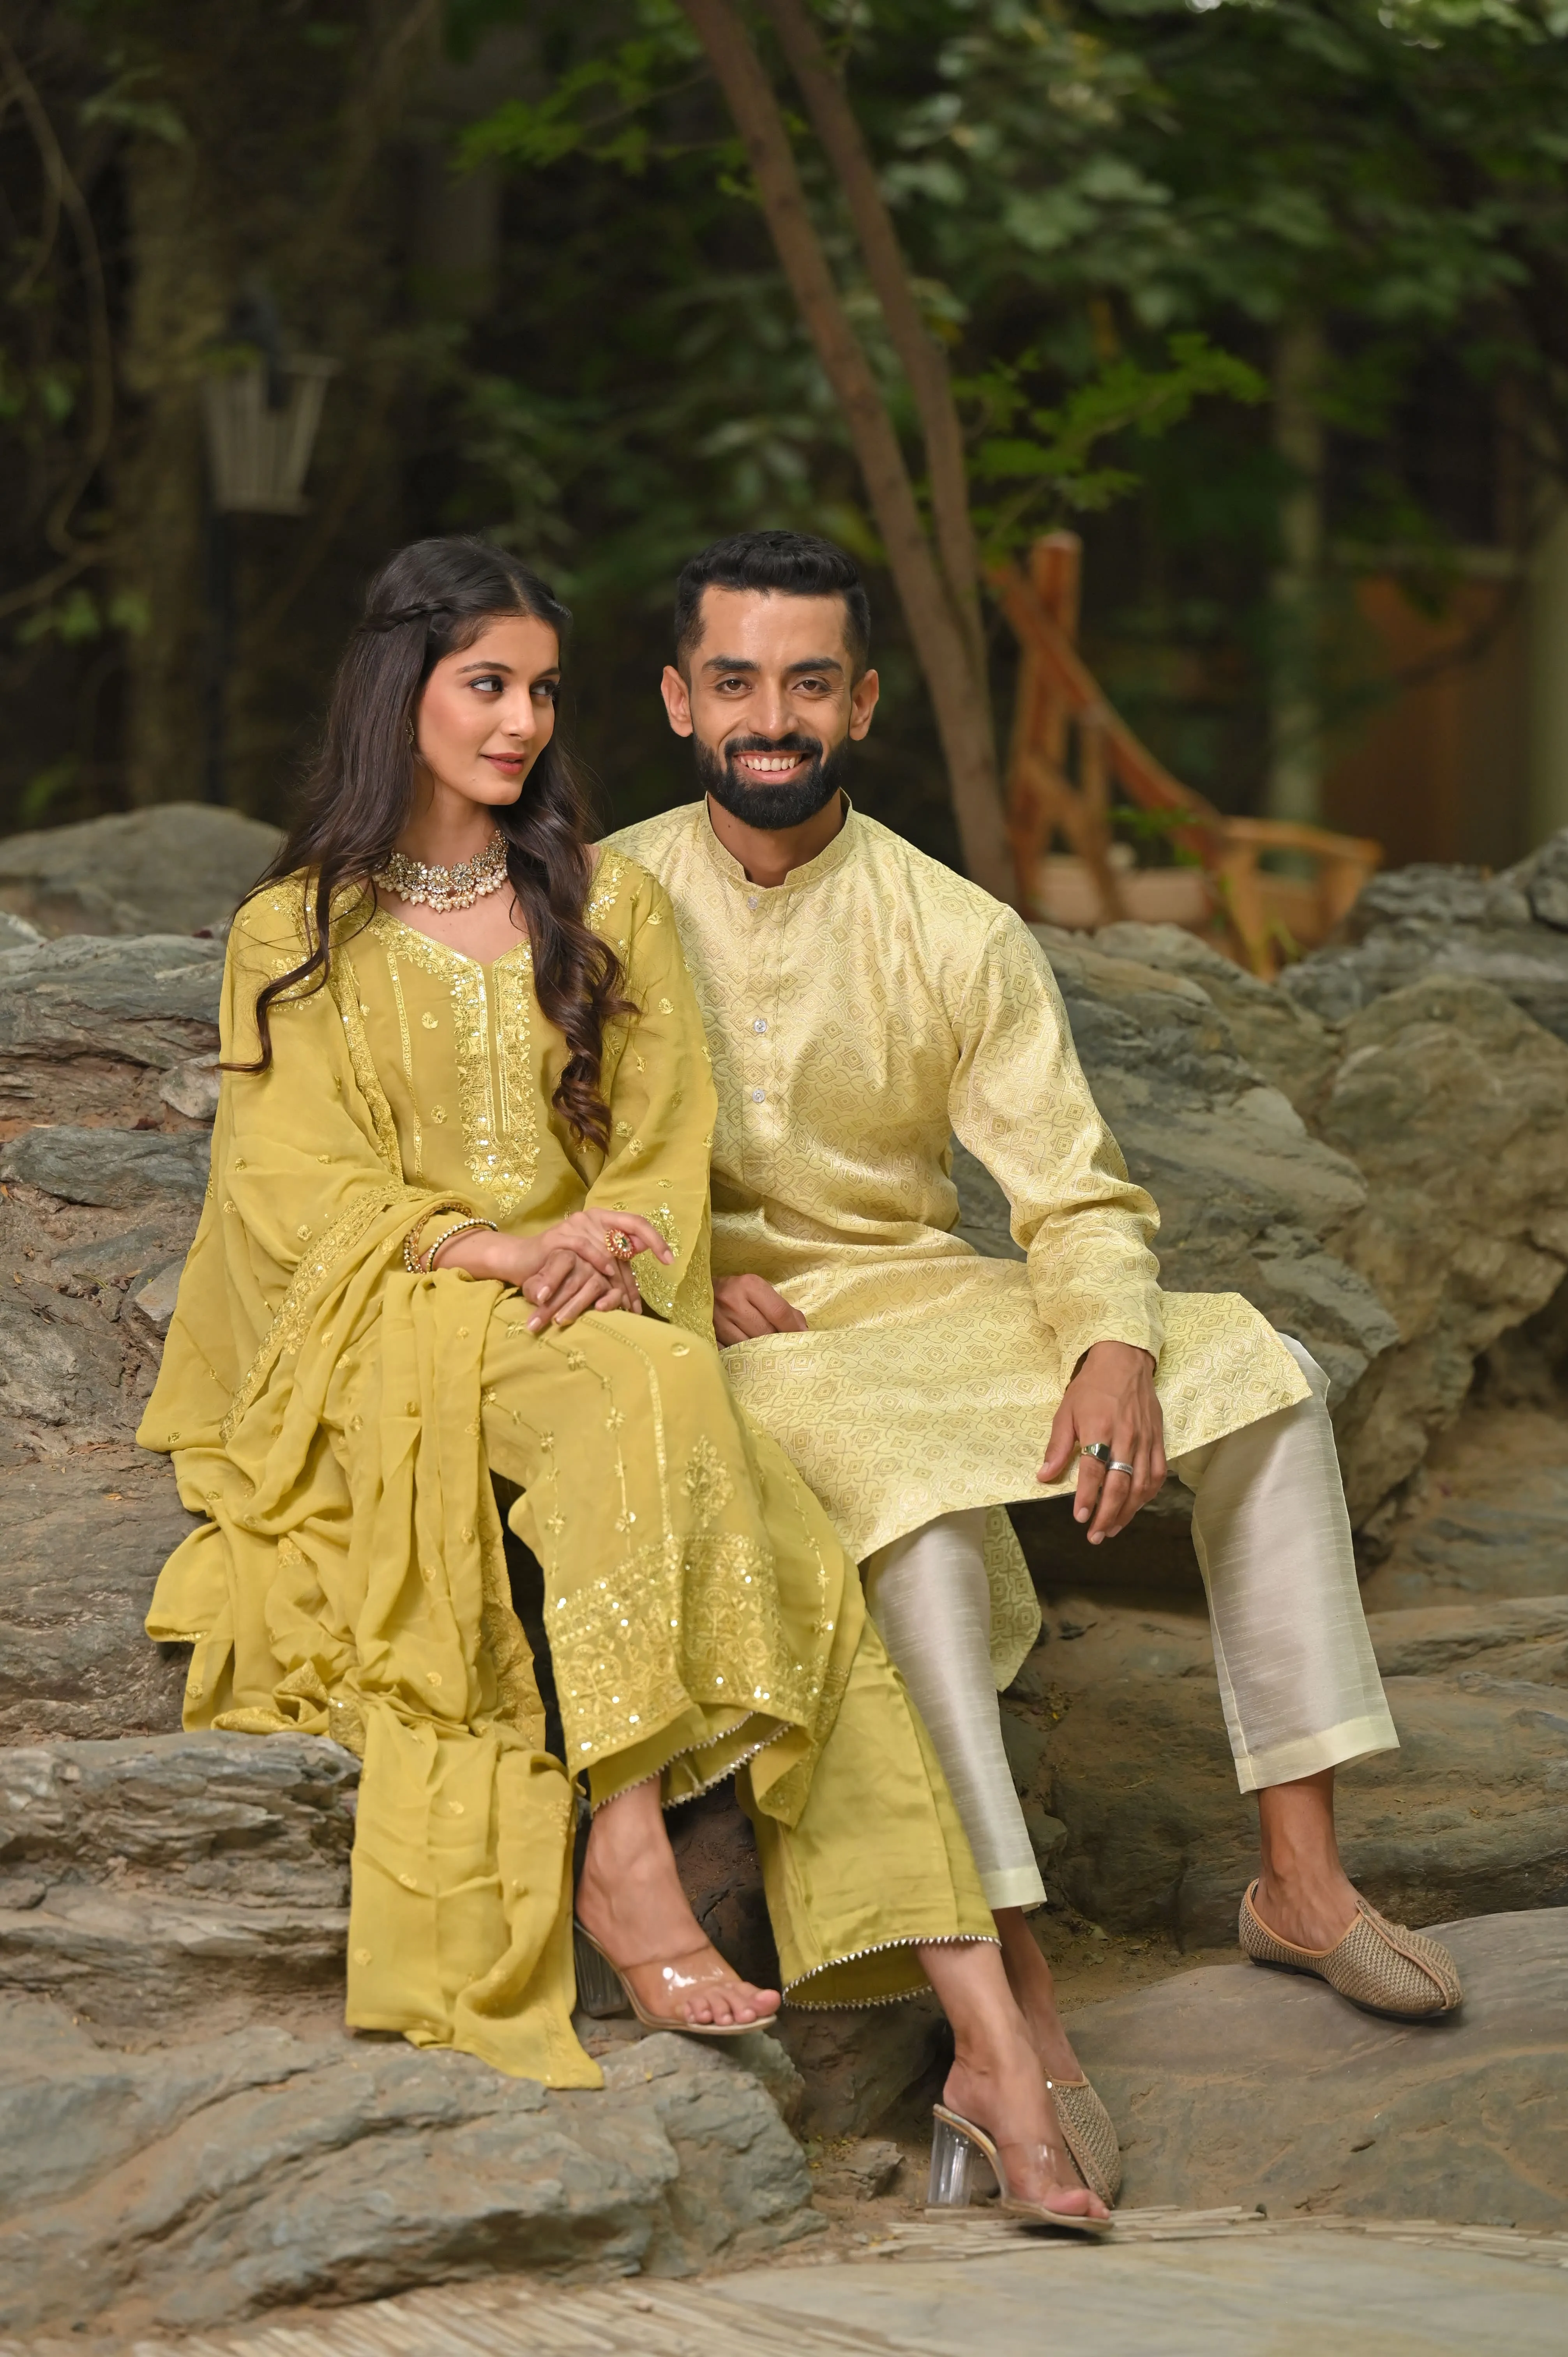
(608, 802), (1312, 1683)
(141, 852), (989, 2082)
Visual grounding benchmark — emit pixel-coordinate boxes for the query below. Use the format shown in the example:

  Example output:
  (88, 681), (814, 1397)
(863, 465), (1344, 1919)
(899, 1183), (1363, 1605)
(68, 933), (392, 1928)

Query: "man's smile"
(732, 749), (810, 777)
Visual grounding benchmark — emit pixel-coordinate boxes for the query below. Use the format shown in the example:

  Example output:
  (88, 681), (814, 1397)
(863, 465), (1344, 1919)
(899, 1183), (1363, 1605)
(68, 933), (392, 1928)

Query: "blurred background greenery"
(4, 0), (1567, 872)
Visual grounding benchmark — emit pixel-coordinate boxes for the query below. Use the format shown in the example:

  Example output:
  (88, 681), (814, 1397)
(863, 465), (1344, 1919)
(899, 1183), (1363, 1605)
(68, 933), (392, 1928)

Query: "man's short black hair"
(674, 530), (871, 677)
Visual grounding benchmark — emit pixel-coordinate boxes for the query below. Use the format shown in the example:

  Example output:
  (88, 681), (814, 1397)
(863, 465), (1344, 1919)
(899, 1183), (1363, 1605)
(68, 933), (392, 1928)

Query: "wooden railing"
(993, 533), (1381, 978)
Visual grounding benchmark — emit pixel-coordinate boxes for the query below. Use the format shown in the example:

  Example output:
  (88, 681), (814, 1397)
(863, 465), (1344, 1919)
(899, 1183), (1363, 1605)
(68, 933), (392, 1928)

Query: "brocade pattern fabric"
(608, 801), (1312, 1686)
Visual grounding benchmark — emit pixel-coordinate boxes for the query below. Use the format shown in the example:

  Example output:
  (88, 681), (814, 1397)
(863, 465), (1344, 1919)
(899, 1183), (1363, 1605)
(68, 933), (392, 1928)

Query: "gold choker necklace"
(374, 832), (509, 913)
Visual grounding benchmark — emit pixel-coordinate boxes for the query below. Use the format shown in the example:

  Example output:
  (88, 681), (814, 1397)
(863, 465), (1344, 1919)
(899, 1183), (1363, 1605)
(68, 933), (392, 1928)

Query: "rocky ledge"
(2, 811), (1567, 2337)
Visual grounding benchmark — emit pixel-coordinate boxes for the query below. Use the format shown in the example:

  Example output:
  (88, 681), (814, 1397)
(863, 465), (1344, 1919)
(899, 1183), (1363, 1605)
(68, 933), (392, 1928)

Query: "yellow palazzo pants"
(477, 1297), (992, 2004)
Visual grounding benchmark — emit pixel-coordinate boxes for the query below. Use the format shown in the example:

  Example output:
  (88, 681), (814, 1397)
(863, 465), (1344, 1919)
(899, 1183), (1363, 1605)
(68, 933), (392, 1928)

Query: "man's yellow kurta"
(140, 850), (990, 2085)
(608, 802), (1311, 1684)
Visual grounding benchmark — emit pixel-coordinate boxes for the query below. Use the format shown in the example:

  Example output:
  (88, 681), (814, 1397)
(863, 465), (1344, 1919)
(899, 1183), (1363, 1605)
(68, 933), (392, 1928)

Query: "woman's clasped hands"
(427, 1210), (674, 1331)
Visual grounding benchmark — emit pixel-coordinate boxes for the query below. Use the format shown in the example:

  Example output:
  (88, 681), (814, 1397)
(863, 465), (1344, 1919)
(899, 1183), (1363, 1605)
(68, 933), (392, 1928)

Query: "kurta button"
(752, 1088), (765, 1103)
(753, 1018), (768, 1033)
(747, 894), (759, 910)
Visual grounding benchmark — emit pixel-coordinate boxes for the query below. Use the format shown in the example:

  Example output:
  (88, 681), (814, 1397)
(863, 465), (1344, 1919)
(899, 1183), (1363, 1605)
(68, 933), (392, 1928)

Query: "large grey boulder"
(1073, 924), (1568, 1531)
(0, 2008), (817, 2337)
(1297, 975), (1568, 1521)
(0, 804), (280, 939)
(1069, 1909), (1568, 2227)
(1283, 832), (1568, 1043)
(0, 931), (222, 1131)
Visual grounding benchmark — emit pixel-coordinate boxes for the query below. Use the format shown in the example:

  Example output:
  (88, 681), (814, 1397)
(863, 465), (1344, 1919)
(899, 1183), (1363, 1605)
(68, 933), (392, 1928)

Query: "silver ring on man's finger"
(1107, 1459), (1135, 1477)
(1080, 1441), (1112, 1466)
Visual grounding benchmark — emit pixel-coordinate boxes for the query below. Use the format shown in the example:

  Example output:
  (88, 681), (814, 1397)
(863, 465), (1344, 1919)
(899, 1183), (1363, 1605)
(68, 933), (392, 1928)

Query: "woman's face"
(412, 613), (560, 809)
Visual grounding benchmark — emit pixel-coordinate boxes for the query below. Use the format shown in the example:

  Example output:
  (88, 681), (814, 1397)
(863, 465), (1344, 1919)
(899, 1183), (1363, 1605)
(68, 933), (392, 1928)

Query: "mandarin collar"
(694, 794), (859, 897)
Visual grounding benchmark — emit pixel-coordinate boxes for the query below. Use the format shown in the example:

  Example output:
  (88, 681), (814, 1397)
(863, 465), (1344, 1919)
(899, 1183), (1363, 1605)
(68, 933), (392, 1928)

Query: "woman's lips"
(484, 753), (526, 774)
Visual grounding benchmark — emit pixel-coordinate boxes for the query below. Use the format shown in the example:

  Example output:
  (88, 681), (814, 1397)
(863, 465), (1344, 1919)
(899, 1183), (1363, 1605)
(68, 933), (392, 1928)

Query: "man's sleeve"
(948, 909), (1164, 1373)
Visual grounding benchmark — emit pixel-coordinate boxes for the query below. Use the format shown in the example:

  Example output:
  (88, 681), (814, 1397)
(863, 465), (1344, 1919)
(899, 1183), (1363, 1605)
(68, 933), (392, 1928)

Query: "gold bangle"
(421, 1215), (497, 1272)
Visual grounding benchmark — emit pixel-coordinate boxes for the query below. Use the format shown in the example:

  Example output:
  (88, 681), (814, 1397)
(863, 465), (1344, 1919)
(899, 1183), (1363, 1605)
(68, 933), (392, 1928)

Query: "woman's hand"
(432, 1210), (673, 1332)
(1037, 1339), (1166, 1544)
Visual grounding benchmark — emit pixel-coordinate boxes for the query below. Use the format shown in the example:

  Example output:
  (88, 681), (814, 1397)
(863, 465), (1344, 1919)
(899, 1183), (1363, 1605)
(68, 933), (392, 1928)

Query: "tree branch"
(677, 0), (1013, 900)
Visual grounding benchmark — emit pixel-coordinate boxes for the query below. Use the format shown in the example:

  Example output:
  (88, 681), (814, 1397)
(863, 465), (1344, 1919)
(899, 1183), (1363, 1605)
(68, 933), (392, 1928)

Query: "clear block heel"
(927, 2111), (977, 2207)
(572, 1921), (631, 2018)
(926, 2104), (1112, 2237)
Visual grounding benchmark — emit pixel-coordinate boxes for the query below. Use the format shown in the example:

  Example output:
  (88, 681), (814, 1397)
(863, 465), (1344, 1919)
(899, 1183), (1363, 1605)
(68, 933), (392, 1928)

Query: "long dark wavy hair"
(238, 537), (631, 1150)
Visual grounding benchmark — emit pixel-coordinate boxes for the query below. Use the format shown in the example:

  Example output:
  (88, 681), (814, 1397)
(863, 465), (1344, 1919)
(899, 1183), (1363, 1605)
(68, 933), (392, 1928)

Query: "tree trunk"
(678, 0), (1014, 903)
(758, 0), (987, 702)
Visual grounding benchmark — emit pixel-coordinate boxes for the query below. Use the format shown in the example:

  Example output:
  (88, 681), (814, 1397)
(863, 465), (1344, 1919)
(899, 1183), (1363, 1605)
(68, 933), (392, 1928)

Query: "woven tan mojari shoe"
(1046, 2075), (1122, 2206)
(1239, 1881), (1462, 2021)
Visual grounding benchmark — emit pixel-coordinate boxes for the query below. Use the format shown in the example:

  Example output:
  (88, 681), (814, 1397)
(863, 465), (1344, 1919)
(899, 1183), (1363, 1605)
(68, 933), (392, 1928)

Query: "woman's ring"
(1108, 1458), (1135, 1477)
(606, 1229), (637, 1262)
(1080, 1440), (1112, 1465)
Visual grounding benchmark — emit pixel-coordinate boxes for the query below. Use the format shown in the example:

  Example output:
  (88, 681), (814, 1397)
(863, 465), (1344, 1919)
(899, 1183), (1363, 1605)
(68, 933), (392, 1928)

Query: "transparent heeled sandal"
(927, 2104), (1113, 2237)
(572, 1919), (768, 2039)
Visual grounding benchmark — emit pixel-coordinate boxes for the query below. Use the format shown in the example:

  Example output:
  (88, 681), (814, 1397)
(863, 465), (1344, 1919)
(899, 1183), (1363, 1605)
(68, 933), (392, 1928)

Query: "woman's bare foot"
(919, 1942), (1108, 2222)
(995, 1909), (1085, 2081)
(1254, 1769), (1360, 1952)
(576, 1779), (780, 2030)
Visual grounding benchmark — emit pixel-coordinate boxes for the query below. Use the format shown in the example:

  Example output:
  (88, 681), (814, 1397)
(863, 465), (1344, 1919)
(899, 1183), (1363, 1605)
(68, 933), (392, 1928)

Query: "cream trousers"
(862, 1336), (1398, 1914)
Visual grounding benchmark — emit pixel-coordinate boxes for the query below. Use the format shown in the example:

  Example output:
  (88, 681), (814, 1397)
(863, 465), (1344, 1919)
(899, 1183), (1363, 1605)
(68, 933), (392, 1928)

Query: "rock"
(1284, 838), (1568, 1044)
(1068, 1910), (1568, 2226)
(130, 1259), (185, 1335)
(1091, 919), (1340, 1110)
(0, 1280), (150, 1450)
(158, 1051), (221, 1120)
(1368, 1502), (1568, 1606)
(0, 804), (281, 939)
(1298, 977), (1568, 1521)
(0, 1733), (358, 2029)
(1006, 1597), (1568, 1945)
(1028, 930), (1398, 1403)
(0, 1456), (196, 1741)
(770, 1997), (950, 2142)
(0, 911), (43, 949)
(0, 931), (222, 1136)
(813, 2136), (903, 2199)
(0, 2008), (817, 2336)
(0, 1122), (213, 1206)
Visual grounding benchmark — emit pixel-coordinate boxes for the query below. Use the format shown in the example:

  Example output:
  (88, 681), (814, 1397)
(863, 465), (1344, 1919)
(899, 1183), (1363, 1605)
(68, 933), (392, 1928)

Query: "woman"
(140, 537), (1106, 2228)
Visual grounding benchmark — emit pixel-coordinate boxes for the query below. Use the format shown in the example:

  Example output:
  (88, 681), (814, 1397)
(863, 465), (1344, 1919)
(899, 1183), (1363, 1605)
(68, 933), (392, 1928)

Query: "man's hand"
(713, 1273), (809, 1347)
(1038, 1339), (1167, 1545)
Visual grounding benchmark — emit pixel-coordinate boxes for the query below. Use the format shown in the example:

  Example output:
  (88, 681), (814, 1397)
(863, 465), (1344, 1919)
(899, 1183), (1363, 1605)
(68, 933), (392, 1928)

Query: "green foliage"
(967, 333), (1268, 548)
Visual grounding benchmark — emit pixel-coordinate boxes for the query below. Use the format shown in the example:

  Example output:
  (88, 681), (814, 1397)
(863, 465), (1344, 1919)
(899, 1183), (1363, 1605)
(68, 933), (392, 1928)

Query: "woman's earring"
(405, 718), (417, 747)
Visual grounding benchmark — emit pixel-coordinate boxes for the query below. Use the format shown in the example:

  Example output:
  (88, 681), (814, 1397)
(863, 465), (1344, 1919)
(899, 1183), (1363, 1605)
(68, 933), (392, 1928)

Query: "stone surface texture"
(0, 803), (279, 939)
(3, 830), (1568, 2332)
(1069, 1910), (1568, 2228)
(0, 2012), (817, 2338)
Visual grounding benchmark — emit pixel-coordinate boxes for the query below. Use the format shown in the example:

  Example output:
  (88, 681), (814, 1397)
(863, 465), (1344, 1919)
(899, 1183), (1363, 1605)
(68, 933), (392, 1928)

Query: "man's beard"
(694, 730), (850, 832)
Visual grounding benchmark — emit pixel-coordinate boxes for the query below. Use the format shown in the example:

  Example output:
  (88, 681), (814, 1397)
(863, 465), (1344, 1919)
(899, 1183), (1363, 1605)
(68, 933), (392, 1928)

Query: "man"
(608, 529), (1461, 2203)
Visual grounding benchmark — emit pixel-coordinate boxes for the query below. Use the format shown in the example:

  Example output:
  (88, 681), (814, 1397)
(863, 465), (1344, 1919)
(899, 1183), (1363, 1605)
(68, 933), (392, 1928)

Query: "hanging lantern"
(201, 354), (339, 515)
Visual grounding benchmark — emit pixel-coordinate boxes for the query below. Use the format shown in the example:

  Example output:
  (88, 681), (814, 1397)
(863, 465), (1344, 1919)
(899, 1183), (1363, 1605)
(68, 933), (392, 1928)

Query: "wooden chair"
(993, 534), (1381, 979)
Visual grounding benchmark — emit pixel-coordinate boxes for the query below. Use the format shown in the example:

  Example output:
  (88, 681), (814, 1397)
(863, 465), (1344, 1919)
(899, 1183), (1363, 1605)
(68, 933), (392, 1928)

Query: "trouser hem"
(982, 1864), (1048, 1910)
(1235, 1712), (1400, 1795)
(784, 1932), (998, 2009)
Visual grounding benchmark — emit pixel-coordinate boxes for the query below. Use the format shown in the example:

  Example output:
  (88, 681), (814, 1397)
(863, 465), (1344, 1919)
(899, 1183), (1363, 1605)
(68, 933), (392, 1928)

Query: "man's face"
(660, 587), (880, 830)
